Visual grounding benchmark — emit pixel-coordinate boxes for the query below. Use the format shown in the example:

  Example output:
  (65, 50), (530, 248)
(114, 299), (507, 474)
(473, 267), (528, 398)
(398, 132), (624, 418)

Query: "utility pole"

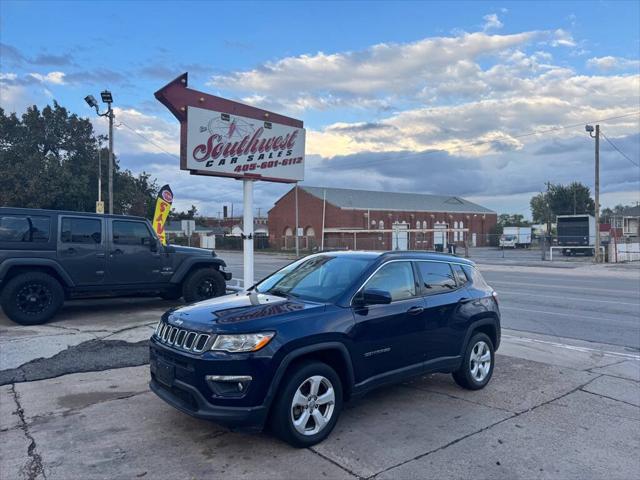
(586, 124), (601, 262)
(594, 124), (601, 262)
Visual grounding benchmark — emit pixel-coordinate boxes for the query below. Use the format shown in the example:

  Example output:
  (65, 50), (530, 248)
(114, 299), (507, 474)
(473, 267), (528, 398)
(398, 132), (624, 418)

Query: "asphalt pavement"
(1, 250), (639, 479)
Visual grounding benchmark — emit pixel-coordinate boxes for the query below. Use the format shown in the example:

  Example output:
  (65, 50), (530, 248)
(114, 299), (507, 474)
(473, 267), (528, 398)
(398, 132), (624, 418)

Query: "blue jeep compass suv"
(149, 251), (500, 447)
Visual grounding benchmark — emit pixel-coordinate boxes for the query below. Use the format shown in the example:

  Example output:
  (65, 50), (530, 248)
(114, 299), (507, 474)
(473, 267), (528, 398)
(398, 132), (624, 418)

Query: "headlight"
(211, 332), (275, 353)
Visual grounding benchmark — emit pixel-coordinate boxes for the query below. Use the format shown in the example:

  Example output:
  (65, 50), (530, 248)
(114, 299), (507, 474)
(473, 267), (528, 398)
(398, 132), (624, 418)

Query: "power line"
(117, 121), (181, 161)
(118, 111), (639, 169)
(601, 131), (640, 168)
(311, 111), (640, 168)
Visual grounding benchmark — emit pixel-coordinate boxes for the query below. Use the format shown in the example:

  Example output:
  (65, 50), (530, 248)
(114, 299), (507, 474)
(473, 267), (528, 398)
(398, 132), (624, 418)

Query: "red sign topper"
(155, 73), (305, 183)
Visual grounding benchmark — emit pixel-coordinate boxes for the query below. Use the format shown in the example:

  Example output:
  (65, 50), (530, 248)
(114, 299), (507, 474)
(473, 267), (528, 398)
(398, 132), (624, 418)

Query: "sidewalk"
(2, 334), (638, 479)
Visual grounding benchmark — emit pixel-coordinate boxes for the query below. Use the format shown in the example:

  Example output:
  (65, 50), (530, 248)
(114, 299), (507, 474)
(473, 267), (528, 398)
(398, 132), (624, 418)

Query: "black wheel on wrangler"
(182, 268), (226, 303)
(0, 272), (64, 325)
(452, 332), (495, 390)
(269, 361), (343, 448)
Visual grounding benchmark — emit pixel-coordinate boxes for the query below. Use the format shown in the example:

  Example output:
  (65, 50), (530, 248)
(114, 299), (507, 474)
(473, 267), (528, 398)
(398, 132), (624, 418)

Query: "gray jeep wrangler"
(0, 207), (232, 325)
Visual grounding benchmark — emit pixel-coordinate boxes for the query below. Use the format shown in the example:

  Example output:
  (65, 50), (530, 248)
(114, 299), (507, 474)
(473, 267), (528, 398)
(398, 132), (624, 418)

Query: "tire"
(159, 289), (182, 301)
(269, 361), (343, 448)
(0, 272), (64, 325)
(182, 268), (226, 303)
(452, 332), (495, 390)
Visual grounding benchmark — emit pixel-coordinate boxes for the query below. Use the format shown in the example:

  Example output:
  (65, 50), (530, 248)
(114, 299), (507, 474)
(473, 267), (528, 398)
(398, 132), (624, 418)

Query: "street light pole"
(107, 104), (114, 215)
(85, 91), (115, 214)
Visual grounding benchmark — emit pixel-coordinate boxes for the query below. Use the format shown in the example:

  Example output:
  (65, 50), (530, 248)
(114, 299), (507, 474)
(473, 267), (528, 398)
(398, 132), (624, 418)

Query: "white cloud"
(210, 31), (539, 101)
(482, 13), (503, 31)
(89, 107), (180, 160)
(587, 56), (640, 72)
(549, 29), (576, 47)
(28, 71), (66, 84)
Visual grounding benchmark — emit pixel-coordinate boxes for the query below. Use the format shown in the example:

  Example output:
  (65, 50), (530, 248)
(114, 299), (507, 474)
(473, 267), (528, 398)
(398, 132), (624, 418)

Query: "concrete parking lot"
(1, 251), (639, 479)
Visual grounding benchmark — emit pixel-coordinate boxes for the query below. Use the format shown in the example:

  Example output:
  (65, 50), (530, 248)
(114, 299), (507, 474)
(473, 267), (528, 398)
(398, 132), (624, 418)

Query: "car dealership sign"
(186, 107), (305, 182)
(155, 73), (305, 183)
(155, 73), (306, 287)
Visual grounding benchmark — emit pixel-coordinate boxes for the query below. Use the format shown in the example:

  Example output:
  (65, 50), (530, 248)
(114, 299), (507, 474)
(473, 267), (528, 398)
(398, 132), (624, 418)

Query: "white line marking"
(497, 290), (640, 307)
(500, 305), (627, 322)
(503, 334), (640, 360)
(490, 280), (639, 295)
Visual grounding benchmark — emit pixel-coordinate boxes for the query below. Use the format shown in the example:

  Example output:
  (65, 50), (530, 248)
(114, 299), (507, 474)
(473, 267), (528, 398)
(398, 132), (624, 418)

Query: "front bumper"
(148, 338), (273, 429)
(149, 378), (268, 429)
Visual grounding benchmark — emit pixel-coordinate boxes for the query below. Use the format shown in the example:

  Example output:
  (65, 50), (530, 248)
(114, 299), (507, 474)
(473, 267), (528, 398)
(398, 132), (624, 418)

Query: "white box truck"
(499, 226), (532, 248)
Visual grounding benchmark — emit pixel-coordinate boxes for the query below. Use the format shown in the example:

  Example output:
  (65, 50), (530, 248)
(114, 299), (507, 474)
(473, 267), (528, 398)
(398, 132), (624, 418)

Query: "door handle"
(407, 306), (424, 315)
(65, 247), (76, 254)
(110, 249), (123, 256)
(96, 253), (106, 258)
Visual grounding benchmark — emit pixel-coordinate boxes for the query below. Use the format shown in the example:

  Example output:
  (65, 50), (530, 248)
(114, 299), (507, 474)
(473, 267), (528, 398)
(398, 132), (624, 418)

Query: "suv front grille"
(154, 321), (213, 353)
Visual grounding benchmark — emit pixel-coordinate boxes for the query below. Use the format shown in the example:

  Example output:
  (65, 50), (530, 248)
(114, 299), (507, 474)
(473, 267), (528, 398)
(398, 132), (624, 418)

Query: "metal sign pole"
(243, 179), (254, 288)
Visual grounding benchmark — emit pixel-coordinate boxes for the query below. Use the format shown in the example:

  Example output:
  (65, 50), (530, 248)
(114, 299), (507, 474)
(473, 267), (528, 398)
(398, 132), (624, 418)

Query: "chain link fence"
(278, 231), (639, 263)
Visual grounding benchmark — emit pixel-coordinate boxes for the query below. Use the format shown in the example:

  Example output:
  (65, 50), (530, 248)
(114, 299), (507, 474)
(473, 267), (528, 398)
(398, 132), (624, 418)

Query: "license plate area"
(155, 359), (175, 387)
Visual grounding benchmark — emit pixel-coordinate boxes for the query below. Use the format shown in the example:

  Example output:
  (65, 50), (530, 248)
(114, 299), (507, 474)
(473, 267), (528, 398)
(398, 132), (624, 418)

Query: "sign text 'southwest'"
(186, 106), (305, 182)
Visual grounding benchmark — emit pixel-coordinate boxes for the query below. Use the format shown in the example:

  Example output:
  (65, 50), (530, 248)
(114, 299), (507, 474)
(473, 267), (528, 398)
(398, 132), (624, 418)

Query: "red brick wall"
(268, 188), (497, 250)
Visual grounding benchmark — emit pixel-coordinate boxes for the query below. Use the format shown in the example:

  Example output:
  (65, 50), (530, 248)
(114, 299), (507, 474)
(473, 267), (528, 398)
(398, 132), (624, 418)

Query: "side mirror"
(356, 288), (392, 306)
(150, 238), (158, 252)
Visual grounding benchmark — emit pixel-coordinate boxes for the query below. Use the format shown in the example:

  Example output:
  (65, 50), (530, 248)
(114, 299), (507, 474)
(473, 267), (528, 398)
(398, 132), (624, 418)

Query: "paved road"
(481, 266), (640, 350)
(220, 251), (640, 350)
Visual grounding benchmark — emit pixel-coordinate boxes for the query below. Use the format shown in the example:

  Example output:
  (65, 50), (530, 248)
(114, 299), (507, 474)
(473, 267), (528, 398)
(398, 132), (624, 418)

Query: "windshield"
(255, 255), (374, 303)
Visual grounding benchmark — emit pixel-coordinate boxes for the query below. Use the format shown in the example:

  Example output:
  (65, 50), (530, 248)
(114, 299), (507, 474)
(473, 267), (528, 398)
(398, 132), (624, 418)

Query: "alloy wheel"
(290, 375), (336, 436)
(469, 340), (491, 382)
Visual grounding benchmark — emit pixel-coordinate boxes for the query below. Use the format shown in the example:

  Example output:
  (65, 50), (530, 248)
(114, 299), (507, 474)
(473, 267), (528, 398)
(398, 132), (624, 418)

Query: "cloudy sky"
(1, 1), (639, 218)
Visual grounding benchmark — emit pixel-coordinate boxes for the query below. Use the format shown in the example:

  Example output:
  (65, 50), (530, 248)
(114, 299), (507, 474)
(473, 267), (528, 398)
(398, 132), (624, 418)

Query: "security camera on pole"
(155, 73), (306, 288)
(85, 91), (115, 214)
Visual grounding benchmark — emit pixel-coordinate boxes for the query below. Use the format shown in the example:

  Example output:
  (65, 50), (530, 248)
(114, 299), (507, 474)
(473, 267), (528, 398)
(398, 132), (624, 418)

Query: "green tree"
(169, 205), (199, 221)
(497, 214), (530, 227)
(530, 182), (595, 226)
(0, 103), (158, 216)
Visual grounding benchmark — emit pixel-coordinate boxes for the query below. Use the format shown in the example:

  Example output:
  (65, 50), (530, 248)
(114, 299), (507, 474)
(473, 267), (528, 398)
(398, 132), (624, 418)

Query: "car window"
(416, 261), (456, 294)
(0, 215), (50, 242)
(113, 221), (153, 246)
(364, 261), (416, 301)
(256, 255), (374, 303)
(61, 218), (101, 244)
(462, 265), (490, 289)
(451, 264), (468, 286)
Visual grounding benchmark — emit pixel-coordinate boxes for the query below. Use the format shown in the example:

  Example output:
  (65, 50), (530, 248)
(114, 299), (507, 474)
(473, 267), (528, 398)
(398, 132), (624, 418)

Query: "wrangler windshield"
(255, 255), (374, 303)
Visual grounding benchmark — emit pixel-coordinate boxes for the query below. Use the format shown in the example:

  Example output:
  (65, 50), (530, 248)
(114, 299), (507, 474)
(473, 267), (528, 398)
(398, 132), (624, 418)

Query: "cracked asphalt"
(1, 252), (639, 479)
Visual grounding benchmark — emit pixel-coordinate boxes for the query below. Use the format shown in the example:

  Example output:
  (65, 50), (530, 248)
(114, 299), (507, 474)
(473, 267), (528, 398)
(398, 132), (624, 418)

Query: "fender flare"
(0, 258), (75, 287)
(460, 316), (501, 355)
(170, 257), (227, 284)
(264, 341), (355, 409)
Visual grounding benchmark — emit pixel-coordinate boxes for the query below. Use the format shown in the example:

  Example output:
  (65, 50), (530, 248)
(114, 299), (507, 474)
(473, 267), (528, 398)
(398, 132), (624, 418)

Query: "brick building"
(268, 186), (497, 251)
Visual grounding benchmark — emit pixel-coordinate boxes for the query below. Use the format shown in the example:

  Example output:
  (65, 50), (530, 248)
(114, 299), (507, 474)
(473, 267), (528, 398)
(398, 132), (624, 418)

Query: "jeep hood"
(169, 245), (215, 256)
(164, 292), (325, 333)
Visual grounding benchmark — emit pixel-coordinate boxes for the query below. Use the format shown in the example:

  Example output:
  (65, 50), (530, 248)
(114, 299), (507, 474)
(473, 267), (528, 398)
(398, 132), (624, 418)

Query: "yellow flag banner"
(153, 184), (173, 245)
